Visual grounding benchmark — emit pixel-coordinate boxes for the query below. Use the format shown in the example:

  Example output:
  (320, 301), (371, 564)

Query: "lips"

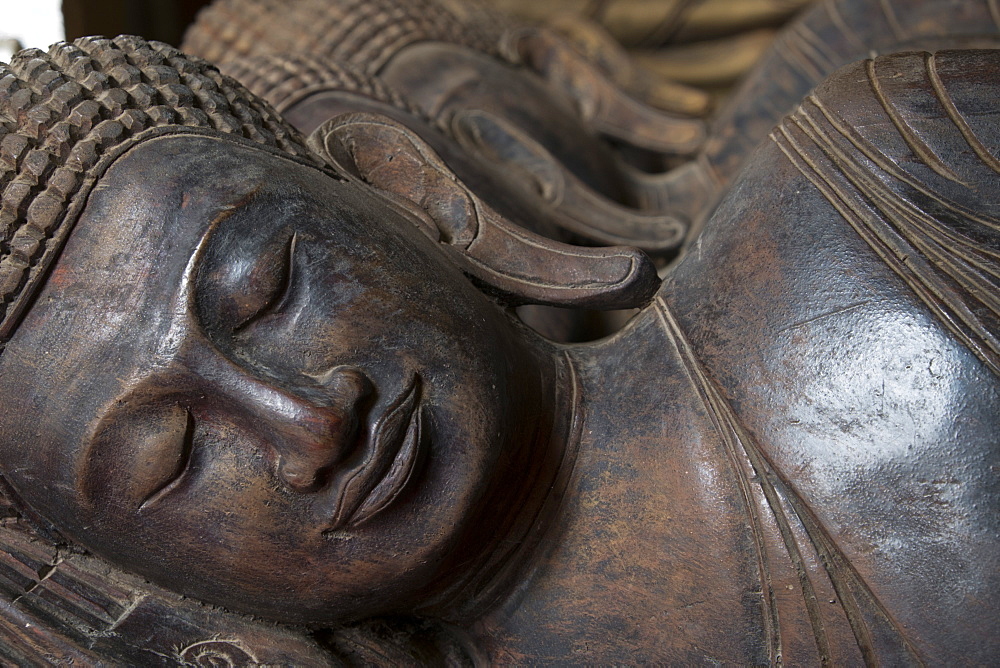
(327, 373), (423, 530)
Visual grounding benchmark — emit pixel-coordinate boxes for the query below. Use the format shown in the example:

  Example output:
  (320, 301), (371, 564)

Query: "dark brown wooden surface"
(656, 0), (1000, 239)
(0, 8), (997, 666)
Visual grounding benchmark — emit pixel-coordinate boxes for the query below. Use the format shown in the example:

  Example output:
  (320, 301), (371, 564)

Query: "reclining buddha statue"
(0, 34), (995, 665)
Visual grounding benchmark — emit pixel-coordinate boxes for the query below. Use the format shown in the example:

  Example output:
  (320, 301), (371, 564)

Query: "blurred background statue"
(179, 0), (1000, 245)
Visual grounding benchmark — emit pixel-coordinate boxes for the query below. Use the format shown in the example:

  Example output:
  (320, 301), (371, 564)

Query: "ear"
(501, 26), (707, 156)
(309, 113), (660, 310)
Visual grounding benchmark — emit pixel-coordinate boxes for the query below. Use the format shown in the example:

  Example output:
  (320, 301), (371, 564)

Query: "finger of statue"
(579, 0), (810, 46)
(670, 0), (813, 43)
(632, 28), (779, 87)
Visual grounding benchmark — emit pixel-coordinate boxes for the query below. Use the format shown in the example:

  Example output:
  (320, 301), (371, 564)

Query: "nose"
(276, 366), (373, 491)
(176, 340), (374, 492)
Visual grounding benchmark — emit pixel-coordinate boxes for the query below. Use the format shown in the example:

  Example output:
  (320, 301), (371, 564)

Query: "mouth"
(327, 373), (423, 530)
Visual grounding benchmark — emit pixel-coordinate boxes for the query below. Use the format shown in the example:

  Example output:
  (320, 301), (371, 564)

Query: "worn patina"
(0, 24), (996, 668)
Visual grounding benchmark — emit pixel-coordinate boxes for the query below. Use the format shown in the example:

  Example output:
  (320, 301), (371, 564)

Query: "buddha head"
(0, 36), (656, 626)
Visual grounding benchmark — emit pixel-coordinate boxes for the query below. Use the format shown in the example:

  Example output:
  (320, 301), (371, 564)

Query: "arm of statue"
(655, 47), (1000, 664)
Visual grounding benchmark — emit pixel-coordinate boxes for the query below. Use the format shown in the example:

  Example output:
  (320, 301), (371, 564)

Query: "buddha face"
(0, 133), (550, 622)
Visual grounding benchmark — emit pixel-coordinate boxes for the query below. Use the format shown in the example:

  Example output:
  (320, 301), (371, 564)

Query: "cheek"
(139, 419), (312, 541)
(426, 381), (510, 489)
(78, 400), (316, 568)
(93, 434), (339, 607)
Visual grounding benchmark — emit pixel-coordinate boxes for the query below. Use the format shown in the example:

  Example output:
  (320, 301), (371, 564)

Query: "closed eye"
(139, 408), (196, 510)
(233, 231), (298, 333)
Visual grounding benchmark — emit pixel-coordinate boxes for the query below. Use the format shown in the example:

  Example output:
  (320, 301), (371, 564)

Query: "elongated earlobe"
(309, 113), (660, 310)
